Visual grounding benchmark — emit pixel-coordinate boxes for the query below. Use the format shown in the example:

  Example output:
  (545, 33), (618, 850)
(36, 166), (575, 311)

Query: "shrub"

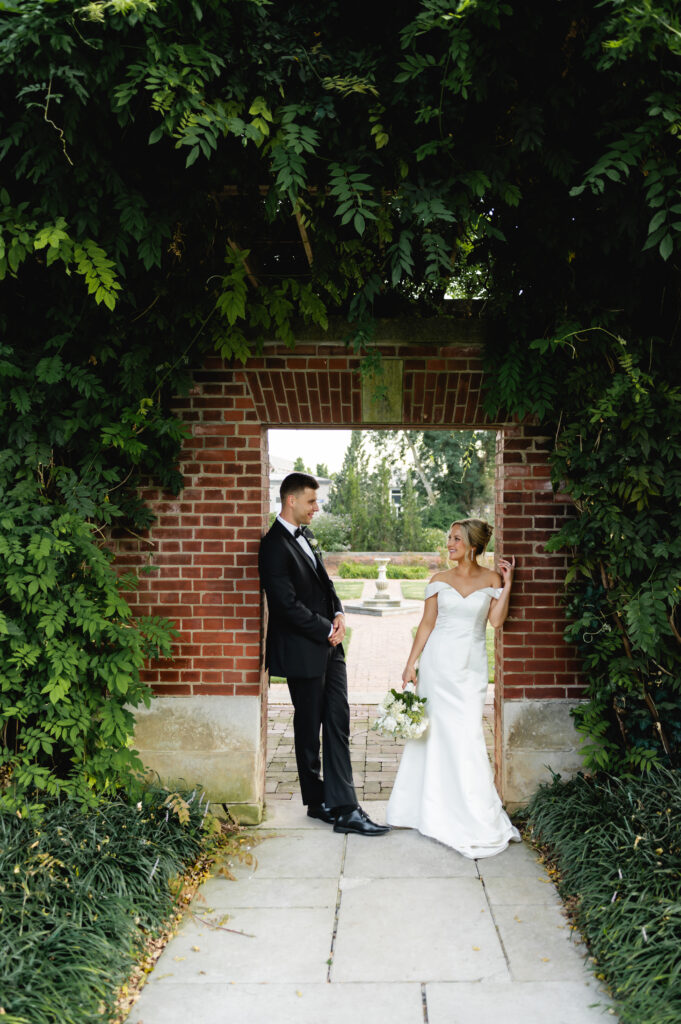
(310, 513), (351, 551)
(388, 565), (430, 579)
(419, 527), (447, 551)
(0, 788), (229, 1024)
(0, 498), (177, 811)
(338, 561), (375, 579)
(525, 769), (681, 1024)
(338, 561), (429, 579)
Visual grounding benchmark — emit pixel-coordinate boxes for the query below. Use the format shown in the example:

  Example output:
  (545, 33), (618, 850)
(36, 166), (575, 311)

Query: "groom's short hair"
(280, 472), (318, 503)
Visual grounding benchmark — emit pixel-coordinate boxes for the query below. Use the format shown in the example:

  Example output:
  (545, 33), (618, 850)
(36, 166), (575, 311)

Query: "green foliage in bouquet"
(372, 686), (428, 739)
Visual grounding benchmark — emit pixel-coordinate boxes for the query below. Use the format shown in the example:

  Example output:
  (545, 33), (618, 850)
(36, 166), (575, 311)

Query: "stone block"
(501, 699), (585, 809)
(133, 695), (264, 821)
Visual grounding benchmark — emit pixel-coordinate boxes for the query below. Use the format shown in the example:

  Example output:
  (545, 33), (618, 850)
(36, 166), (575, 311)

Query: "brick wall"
(495, 425), (581, 702)
(118, 334), (582, 803)
(117, 369), (269, 701)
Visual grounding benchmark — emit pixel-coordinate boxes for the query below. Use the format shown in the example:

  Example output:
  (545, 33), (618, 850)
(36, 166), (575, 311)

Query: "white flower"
(371, 690), (429, 738)
(310, 537), (319, 547)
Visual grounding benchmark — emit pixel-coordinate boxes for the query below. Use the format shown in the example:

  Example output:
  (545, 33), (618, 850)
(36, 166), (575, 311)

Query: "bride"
(386, 518), (521, 858)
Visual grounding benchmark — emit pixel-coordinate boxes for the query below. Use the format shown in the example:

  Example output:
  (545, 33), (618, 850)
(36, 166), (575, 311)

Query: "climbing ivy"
(1, 0), (680, 799)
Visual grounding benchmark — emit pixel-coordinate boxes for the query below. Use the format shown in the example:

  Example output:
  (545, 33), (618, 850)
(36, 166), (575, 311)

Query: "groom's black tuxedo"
(258, 518), (343, 678)
(258, 518), (356, 810)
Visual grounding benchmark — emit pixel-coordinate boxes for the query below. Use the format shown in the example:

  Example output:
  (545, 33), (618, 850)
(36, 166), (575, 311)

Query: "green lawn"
(400, 580), (427, 601)
(334, 580), (364, 600)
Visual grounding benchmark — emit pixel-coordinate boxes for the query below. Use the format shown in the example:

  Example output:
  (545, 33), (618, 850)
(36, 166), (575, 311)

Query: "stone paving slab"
(473, 840), (550, 878)
(128, 982), (426, 1024)
(146, 907), (332, 985)
(200, 875), (338, 909)
(482, 874), (563, 907)
(229, 828), (344, 879)
(259, 798), (389, 829)
(344, 827), (478, 878)
(331, 876), (510, 983)
(426, 981), (613, 1024)
(492, 903), (590, 983)
(126, 804), (615, 1024)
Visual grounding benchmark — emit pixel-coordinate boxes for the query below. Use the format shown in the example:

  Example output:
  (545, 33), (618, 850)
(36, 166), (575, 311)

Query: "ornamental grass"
(0, 788), (222, 1024)
(525, 769), (681, 1024)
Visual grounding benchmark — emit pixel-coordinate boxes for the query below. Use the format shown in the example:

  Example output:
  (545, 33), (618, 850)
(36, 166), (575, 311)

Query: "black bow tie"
(294, 526), (306, 538)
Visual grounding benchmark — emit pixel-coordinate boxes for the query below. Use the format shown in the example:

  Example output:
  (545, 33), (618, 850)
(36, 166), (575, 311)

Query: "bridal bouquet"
(371, 685), (429, 740)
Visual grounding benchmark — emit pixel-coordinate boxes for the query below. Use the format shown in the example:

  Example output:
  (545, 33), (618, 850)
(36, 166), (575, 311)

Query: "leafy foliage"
(0, 787), (226, 1024)
(307, 512), (351, 552)
(1, 0), (681, 793)
(525, 333), (681, 774)
(338, 561), (430, 580)
(525, 770), (681, 1023)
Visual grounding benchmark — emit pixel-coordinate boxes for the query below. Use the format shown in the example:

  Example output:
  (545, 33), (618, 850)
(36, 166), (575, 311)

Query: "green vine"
(0, 0), (680, 800)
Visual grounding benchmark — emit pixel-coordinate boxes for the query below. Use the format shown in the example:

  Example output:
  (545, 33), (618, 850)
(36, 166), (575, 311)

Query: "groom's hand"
(329, 614), (346, 646)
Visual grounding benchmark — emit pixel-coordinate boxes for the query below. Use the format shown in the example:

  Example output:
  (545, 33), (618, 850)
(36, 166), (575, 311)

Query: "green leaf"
(659, 234), (673, 261)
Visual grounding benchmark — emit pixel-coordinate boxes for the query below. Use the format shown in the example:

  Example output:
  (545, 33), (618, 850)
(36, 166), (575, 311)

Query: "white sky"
(268, 429), (353, 474)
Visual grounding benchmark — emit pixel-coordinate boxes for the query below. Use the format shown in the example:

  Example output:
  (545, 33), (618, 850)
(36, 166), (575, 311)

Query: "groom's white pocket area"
(371, 686), (429, 740)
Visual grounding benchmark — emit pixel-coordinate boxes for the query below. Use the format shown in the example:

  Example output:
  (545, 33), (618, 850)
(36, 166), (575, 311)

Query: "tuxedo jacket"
(258, 519), (344, 679)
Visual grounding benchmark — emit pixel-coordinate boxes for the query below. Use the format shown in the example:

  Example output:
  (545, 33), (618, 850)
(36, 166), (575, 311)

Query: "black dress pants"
(286, 646), (357, 810)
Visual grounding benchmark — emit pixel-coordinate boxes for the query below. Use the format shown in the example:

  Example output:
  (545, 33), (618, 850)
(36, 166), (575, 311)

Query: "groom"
(258, 472), (389, 836)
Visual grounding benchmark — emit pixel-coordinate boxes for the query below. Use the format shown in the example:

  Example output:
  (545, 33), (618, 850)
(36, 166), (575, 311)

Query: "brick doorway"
(123, 320), (584, 821)
(265, 424), (497, 803)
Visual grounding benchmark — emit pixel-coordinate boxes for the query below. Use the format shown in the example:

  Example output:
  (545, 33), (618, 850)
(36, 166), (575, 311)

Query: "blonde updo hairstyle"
(450, 518), (493, 561)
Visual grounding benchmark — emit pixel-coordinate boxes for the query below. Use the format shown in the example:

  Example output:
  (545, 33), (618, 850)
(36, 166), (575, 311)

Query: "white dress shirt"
(277, 515), (316, 564)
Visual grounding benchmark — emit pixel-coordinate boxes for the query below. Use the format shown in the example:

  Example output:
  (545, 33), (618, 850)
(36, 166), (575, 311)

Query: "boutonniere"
(307, 534), (323, 558)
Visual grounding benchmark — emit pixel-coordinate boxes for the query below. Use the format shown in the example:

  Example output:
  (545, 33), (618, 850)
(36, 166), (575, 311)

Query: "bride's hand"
(498, 555), (515, 587)
(402, 665), (418, 689)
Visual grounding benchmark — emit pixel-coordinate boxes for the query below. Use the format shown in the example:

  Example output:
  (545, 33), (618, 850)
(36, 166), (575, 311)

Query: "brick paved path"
(266, 703), (494, 803)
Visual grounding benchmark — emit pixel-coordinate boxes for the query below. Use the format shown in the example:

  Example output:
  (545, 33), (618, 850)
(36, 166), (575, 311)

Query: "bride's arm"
(402, 595), (438, 688)
(488, 556), (515, 629)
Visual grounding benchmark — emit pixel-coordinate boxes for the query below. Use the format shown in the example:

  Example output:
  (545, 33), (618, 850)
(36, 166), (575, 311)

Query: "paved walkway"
(127, 802), (613, 1024)
(127, 580), (612, 1023)
(266, 701), (494, 803)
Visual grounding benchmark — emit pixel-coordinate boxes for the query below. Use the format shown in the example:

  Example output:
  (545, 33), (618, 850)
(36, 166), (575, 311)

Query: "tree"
(293, 456), (310, 473)
(325, 433), (370, 548)
(369, 430), (495, 531)
(315, 462), (330, 479)
(367, 459), (399, 550)
(399, 471), (424, 552)
(326, 435), (400, 549)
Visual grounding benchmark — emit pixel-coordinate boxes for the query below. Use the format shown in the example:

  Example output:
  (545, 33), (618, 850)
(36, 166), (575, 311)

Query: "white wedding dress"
(386, 580), (521, 858)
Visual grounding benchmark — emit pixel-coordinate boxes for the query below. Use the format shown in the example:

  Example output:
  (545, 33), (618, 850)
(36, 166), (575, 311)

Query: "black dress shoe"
(307, 802), (336, 824)
(333, 806), (391, 836)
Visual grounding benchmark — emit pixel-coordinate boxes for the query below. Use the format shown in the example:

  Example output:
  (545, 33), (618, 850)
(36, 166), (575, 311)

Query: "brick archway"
(121, 321), (583, 820)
